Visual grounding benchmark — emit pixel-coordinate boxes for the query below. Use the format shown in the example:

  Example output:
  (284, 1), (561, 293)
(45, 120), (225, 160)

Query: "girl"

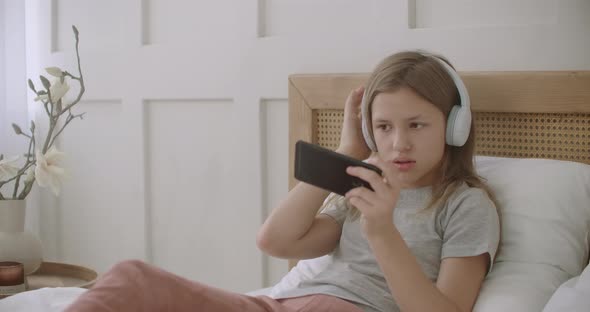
(65, 51), (500, 312)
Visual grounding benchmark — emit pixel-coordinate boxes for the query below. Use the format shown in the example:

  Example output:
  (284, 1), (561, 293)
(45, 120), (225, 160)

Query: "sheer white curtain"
(0, 0), (7, 151)
(1, 0), (41, 233)
(1, 0), (27, 157)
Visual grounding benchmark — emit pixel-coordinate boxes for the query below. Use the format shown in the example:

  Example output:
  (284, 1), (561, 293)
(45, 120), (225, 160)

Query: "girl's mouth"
(393, 160), (416, 171)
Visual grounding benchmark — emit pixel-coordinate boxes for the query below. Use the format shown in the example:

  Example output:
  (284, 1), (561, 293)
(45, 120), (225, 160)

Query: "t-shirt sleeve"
(440, 187), (500, 273)
(319, 193), (349, 226)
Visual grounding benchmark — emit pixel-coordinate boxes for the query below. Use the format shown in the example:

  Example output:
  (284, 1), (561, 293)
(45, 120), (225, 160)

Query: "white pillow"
(475, 156), (590, 277)
(543, 263), (590, 312)
(474, 262), (570, 312)
(474, 156), (590, 311)
(266, 156), (590, 309)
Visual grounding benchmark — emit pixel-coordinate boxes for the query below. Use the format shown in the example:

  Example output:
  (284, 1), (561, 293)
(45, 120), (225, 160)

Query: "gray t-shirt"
(272, 183), (500, 312)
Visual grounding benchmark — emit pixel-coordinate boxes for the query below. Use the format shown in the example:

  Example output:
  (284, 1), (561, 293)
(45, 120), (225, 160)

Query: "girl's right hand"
(337, 86), (371, 160)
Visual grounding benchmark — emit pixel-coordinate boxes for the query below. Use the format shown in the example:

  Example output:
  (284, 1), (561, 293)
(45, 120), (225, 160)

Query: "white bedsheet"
(0, 287), (86, 312)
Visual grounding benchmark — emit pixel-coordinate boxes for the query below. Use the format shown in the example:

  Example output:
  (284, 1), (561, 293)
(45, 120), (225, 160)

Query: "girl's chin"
(397, 176), (417, 189)
(397, 174), (433, 189)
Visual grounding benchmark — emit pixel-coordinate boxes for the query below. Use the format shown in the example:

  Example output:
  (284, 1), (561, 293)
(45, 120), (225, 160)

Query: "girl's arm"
(257, 87), (370, 260)
(256, 181), (341, 259)
(367, 226), (488, 312)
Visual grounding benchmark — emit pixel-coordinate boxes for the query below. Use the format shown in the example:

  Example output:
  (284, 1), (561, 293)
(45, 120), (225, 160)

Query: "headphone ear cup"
(361, 90), (378, 151)
(446, 105), (471, 146)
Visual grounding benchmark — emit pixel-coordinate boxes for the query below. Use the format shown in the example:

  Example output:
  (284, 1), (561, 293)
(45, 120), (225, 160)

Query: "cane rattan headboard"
(288, 71), (590, 191)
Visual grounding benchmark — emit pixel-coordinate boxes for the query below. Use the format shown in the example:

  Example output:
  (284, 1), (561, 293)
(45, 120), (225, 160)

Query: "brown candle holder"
(0, 261), (26, 298)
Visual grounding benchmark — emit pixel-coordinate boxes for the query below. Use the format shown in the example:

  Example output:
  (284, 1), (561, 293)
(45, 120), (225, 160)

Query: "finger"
(346, 166), (390, 195)
(355, 85), (365, 98)
(346, 186), (379, 204)
(348, 196), (371, 213)
(366, 155), (399, 190)
(352, 86), (365, 103)
(346, 192), (373, 213)
(344, 88), (363, 119)
(355, 86), (366, 118)
(347, 87), (363, 102)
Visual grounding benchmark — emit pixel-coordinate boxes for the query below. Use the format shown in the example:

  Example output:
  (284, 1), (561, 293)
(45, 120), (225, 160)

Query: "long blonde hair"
(342, 51), (497, 219)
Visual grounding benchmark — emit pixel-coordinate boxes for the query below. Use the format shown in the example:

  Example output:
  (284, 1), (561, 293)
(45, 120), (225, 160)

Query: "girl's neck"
(398, 185), (433, 203)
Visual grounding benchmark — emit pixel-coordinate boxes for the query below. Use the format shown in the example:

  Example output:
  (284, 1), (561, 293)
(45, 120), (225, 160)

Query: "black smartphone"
(294, 140), (382, 196)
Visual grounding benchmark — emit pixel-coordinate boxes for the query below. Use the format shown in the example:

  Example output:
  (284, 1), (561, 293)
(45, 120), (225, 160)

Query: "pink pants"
(65, 260), (364, 312)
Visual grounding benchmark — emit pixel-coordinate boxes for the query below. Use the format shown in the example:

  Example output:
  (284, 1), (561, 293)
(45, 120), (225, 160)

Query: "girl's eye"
(376, 124), (391, 131)
(410, 122), (425, 129)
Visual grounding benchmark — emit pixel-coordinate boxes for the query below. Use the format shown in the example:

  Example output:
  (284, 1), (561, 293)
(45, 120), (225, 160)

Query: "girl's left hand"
(345, 155), (400, 236)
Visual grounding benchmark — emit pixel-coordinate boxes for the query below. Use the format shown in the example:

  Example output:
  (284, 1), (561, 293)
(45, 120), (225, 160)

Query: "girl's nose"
(393, 131), (412, 151)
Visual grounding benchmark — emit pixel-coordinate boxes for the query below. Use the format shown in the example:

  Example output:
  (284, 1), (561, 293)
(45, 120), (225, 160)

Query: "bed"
(281, 70), (590, 311)
(1, 71), (590, 311)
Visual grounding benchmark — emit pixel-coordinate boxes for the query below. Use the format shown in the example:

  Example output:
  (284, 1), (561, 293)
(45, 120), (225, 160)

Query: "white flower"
(24, 166), (35, 183)
(45, 67), (63, 77)
(34, 79), (70, 104)
(0, 156), (20, 181)
(35, 147), (66, 196)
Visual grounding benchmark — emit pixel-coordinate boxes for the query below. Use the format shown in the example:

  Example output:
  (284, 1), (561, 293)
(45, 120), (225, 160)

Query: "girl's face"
(371, 87), (446, 188)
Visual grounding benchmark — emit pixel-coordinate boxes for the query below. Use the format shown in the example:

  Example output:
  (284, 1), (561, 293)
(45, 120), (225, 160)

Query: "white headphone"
(361, 54), (472, 151)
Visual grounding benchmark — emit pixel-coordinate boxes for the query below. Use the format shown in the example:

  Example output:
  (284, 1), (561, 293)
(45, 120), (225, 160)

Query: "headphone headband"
(361, 53), (472, 151)
(430, 56), (470, 109)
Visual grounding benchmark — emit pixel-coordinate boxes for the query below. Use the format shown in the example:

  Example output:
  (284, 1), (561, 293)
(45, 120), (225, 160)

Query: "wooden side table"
(27, 261), (98, 290)
(0, 261), (97, 299)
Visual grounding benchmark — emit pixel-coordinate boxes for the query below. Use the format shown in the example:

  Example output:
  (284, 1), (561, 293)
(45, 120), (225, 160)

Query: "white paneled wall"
(143, 0), (241, 45)
(409, 0), (558, 28)
(260, 99), (289, 285)
(58, 100), (145, 268)
(146, 99), (244, 289)
(52, 1), (132, 52)
(21, 0), (590, 293)
(261, 0), (378, 37)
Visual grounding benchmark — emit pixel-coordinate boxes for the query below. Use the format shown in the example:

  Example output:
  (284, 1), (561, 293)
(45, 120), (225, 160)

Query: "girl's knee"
(108, 259), (151, 277)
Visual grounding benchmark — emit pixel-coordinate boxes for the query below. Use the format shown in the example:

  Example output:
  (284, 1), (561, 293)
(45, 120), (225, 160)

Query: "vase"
(0, 200), (42, 275)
